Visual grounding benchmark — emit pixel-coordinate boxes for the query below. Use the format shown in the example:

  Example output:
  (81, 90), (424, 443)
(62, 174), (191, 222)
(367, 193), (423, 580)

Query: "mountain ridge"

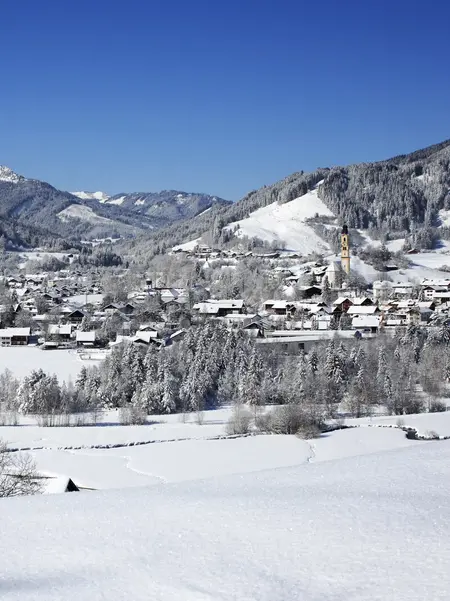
(0, 167), (231, 246)
(128, 139), (450, 256)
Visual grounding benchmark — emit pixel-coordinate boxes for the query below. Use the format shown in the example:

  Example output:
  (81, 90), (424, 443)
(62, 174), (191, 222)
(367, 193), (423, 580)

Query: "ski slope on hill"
(1, 440), (450, 600)
(226, 187), (335, 253)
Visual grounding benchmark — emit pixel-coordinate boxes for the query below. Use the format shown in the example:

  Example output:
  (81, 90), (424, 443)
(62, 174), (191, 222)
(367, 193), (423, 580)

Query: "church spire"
(341, 224), (350, 275)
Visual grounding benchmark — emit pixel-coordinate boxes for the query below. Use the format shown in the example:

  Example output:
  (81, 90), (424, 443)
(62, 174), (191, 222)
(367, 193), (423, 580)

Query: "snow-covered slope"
(57, 204), (114, 224)
(226, 186), (335, 253)
(1, 439), (450, 600)
(71, 191), (110, 202)
(0, 165), (26, 183)
(172, 237), (202, 252)
(106, 195), (127, 206)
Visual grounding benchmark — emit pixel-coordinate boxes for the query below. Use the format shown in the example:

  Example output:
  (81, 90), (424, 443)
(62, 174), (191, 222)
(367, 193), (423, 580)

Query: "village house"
(298, 285), (322, 298)
(76, 330), (96, 347)
(332, 297), (354, 314)
(351, 315), (381, 334)
(372, 280), (393, 300)
(420, 279), (450, 300)
(392, 282), (415, 298)
(347, 305), (380, 316)
(192, 299), (246, 317)
(64, 309), (85, 325)
(132, 330), (159, 345)
(47, 324), (73, 342)
(432, 290), (450, 304)
(0, 327), (31, 346)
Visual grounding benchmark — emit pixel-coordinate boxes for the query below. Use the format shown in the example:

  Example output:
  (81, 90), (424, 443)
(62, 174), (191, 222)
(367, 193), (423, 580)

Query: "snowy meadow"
(1, 327), (450, 600)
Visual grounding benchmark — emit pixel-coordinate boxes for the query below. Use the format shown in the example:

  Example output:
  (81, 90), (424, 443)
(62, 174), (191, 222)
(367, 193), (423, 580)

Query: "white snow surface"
(106, 195), (127, 206)
(4, 408), (450, 490)
(57, 204), (114, 224)
(172, 237), (202, 251)
(71, 191), (110, 202)
(0, 347), (97, 382)
(1, 438), (449, 600)
(226, 186), (335, 253)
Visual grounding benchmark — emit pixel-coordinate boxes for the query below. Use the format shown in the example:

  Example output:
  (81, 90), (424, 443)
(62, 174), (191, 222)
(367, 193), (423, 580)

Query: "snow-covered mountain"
(72, 190), (110, 202)
(100, 190), (231, 221)
(0, 165), (26, 183)
(0, 165), (230, 247)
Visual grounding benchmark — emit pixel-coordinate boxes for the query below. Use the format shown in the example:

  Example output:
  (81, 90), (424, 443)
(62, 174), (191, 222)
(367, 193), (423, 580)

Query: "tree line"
(1, 323), (449, 429)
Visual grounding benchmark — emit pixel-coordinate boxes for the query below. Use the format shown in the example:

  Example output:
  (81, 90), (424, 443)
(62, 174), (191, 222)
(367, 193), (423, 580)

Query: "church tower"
(341, 224), (350, 275)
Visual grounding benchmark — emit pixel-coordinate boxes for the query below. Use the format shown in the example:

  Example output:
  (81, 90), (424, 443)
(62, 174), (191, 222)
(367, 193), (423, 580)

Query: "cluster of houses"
(3, 259), (450, 356)
(186, 277), (450, 353)
(172, 243), (296, 261)
(0, 272), (195, 350)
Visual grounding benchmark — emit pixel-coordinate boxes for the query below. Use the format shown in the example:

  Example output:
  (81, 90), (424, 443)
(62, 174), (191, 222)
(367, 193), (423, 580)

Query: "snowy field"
(2, 408), (450, 491)
(1, 437), (449, 600)
(0, 347), (98, 382)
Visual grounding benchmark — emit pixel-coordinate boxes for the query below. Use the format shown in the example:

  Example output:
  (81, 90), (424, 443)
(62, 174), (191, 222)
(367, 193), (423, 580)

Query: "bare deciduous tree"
(0, 441), (43, 498)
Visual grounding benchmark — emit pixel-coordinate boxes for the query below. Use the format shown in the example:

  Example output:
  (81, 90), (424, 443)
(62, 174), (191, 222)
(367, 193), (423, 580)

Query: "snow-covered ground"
(1, 437), (449, 600)
(14, 250), (76, 269)
(106, 195), (127, 206)
(57, 204), (114, 224)
(226, 186), (334, 254)
(0, 347), (98, 381)
(2, 408), (450, 492)
(71, 191), (110, 202)
(172, 237), (202, 252)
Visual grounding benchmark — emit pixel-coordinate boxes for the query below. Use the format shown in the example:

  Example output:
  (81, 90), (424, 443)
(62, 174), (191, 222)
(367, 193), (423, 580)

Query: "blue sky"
(1, 0), (449, 200)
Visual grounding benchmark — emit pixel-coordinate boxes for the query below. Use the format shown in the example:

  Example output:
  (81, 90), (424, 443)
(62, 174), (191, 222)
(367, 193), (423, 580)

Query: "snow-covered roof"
(42, 474), (79, 494)
(0, 327), (31, 337)
(352, 297), (374, 305)
(396, 300), (417, 309)
(76, 331), (96, 342)
(193, 299), (244, 313)
(325, 261), (341, 273)
(347, 306), (379, 315)
(133, 331), (158, 344)
(393, 282), (414, 289)
(333, 297), (353, 305)
(48, 324), (72, 335)
(206, 299), (245, 308)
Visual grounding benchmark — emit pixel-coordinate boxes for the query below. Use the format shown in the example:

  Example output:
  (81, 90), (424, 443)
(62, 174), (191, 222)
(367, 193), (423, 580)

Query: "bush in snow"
(226, 406), (253, 435)
(260, 404), (324, 436)
(296, 423), (322, 439)
(429, 400), (447, 413)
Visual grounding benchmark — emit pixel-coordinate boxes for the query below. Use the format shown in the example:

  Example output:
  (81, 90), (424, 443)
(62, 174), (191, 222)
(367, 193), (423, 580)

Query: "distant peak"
(71, 191), (111, 202)
(0, 165), (26, 183)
